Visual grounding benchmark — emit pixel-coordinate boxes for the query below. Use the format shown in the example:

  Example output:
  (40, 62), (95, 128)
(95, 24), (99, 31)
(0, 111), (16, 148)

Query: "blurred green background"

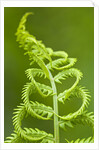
(4, 7), (94, 143)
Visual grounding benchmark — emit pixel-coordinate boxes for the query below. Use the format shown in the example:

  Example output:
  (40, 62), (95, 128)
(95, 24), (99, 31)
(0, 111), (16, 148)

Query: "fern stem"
(48, 68), (59, 143)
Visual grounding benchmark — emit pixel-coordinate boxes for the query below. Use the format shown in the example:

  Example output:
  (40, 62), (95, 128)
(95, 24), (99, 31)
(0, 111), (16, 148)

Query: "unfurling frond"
(25, 68), (46, 79)
(59, 111), (94, 131)
(15, 12), (52, 63)
(30, 101), (53, 119)
(47, 57), (77, 71)
(21, 82), (53, 117)
(58, 86), (91, 120)
(54, 68), (82, 84)
(5, 129), (54, 143)
(56, 68), (83, 103)
(70, 111), (94, 128)
(5, 12), (94, 144)
(15, 12), (53, 79)
(12, 103), (54, 142)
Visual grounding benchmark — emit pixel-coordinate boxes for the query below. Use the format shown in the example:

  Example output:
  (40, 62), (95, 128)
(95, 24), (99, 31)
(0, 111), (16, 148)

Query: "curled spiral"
(5, 13), (94, 143)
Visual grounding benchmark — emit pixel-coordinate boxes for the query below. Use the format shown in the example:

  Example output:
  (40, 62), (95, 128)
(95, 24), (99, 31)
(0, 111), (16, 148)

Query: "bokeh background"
(4, 7), (94, 143)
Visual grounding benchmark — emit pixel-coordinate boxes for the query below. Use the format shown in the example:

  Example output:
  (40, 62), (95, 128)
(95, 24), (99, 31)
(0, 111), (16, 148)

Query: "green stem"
(48, 69), (59, 143)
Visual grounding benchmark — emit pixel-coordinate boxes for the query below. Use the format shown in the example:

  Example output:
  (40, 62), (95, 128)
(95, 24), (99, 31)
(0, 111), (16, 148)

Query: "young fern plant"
(5, 13), (94, 143)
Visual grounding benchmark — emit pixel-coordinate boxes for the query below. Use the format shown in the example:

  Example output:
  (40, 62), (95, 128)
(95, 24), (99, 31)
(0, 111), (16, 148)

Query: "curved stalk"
(48, 69), (59, 143)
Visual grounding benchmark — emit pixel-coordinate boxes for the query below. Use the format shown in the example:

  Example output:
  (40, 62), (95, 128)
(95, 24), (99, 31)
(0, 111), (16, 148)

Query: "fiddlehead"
(5, 12), (94, 143)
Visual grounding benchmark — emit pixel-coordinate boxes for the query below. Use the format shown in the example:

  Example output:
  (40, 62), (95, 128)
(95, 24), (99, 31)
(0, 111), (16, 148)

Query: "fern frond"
(30, 101), (53, 119)
(23, 128), (54, 142)
(5, 128), (54, 143)
(22, 82), (52, 105)
(25, 69), (53, 97)
(71, 111), (94, 128)
(59, 120), (74, 131)
(12, 104), (26, 136)
(66, 137), (94, 143)
(59, 111), (94, 131)
(5, 12), (93, 143)
(54, 68), (82, 84)
(21, 83), (53, 120)
(47, 50), (77, 71)
(15, 12), (52, 62)
(47, 58), (77, 71)
(37, 82), (53, 96)
(56, 68), (83, 103)
(27, 51), (50, 79)
(25, 68), (46, 79)
(15, 12), (53, 79)
(58, 86), (91, 120)
(5, 132), (26, 143)
(12, 103), (54, 142)
(13, 102), (53, 141)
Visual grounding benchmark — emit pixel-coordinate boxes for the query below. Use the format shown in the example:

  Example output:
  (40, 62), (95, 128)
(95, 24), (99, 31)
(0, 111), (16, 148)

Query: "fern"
(59, 111), (94, 130)
(66, 137), (94, 143)
(5, 13), (94, 143)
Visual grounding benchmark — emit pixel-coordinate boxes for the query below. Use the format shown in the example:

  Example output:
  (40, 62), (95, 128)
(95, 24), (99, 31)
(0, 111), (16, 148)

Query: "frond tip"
(15, 12), (53, 79)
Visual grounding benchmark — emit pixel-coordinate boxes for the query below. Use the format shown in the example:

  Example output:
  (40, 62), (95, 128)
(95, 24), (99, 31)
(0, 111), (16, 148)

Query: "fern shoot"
(5, 13), (94, 143)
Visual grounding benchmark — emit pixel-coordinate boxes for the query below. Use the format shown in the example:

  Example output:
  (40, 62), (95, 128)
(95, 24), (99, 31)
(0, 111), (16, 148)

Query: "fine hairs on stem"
(5, 13), (94, 143)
